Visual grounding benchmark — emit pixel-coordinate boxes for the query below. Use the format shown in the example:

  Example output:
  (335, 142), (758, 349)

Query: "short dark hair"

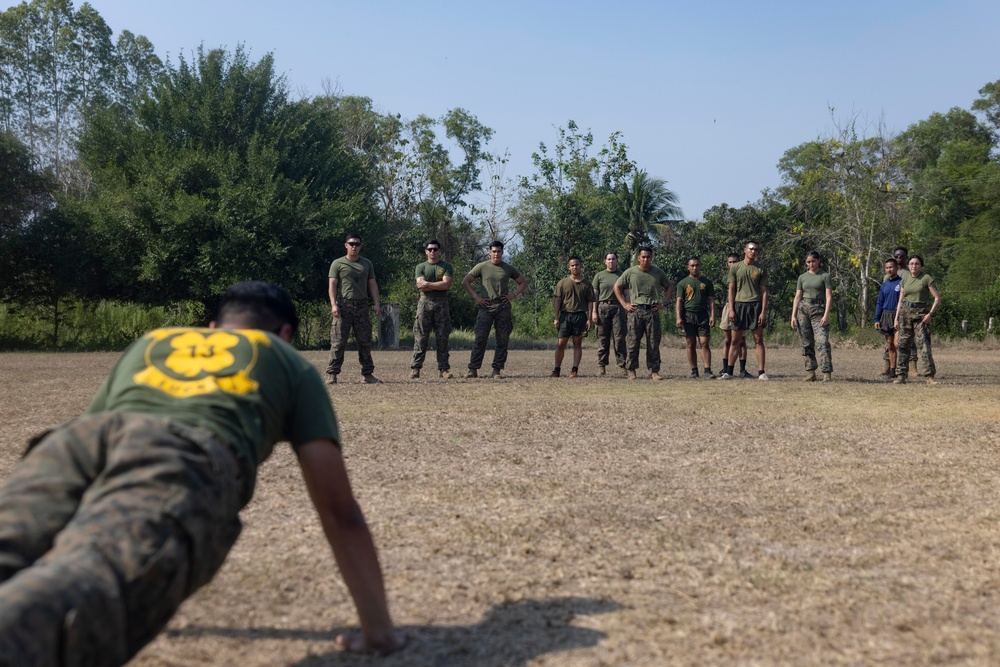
(424, 238), (440, 250)
(688, 256), (701, 264)
(605, 251), (619, 261)
(637, 246), (653, 256)
(345, 232), (362, 243)
(727, 253), (741, 261)
(910, 254), (924, 266)
(885, 257), (898, 267)
(568, 255), (582, 263)
(217, 281), (299, 335)
(893, 246), (908, 257)
(489, 240), (504, 251)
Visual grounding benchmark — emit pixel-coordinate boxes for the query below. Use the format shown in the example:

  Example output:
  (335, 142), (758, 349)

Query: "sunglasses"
(426, 247), (440, 252)
(347, 242), (361, 247)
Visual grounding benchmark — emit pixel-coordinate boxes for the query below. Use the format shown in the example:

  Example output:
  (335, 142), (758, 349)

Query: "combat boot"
(627, 369), (637, 381)
(598, 365), (606, 376)
(822, 372), (832, 382)
(464, 369), (478, 378)
(651, 371), (663, 381)
(804, 369), (816, 382)
(440, 370), (452, 379)
(410, 368), (420, 379)
(893, 372), (907, 385)
(879, 360), (892, 381)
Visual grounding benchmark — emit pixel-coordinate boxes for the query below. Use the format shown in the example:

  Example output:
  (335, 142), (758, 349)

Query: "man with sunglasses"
(327, 233), (381, 384)
(721, 241), (768, 380)
(410, 239), (454, 379)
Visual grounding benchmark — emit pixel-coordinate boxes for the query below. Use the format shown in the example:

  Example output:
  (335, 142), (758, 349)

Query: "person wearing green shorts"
(721, 241), (769, 380)
(552, 256), (596, 377)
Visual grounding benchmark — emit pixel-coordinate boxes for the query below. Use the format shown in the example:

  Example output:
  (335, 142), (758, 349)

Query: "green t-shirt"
(414, 260), (453, 299)
(676, 276), (714, 313)
(796, 270), (832, 301)
(616, 266), (671, 305)
(467, 260), (522, 299)
(727, 261), (767, 303)
(554, 277), (595, 313)
(329, 256), (376, 300)
(900, 273), (935, 304)
(592, 269), (623, 302)
(86, 327), (340, 505)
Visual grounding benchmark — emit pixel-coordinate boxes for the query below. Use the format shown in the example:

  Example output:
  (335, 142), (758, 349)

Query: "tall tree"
(617, 170), (682, 264)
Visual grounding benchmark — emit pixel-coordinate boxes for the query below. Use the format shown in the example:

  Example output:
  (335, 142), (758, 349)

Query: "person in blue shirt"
(874, 258), (902, 379)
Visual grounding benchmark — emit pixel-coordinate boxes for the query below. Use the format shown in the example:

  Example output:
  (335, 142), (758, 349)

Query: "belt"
(340, 298), (367, 304)
(633, 304), (655, 310)
(419, 295), (447, 301)
(600, 300), (618, 305)
(903, 301), (926, 307)
(801, 298), (825, 304)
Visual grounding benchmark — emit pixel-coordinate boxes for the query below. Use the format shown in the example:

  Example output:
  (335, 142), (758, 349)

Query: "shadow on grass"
(165, 596), (622, 666)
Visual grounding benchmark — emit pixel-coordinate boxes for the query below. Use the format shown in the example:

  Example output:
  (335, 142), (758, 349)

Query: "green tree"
(618, 170), (682, 264)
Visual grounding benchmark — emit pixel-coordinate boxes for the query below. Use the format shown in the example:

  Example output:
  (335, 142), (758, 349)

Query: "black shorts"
(557, 311), (588, 338)
(732, 301), (762, 331)
(877, 310), (896, 336)
(682, 311), (711, 338)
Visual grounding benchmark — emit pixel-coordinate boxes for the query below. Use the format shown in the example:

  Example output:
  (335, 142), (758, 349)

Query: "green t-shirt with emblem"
(676, 276), (714, 313)
(554, 277), (596, 313)
(592, 269), (623, 302)
(415, 260), (453, 300)
(86, 327), (340, 505)
(616, 266), (672, 305)
(467, 260), (521, 299)
(329, 256), (376, 300)
(900, 272), (935, 304)
(796, 270), (832, 301)
(727, 261), (767, 303)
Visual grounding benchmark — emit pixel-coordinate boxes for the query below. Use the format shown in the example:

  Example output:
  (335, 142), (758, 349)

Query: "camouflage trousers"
(626, 307), (662, 372)
(596, 303), (627, 369)
(411, 298), (452, 371)
(0, 412), (243, 667)
(469, 301), (513, 372)
(327, 299), (375, 377)
(884, 322), (916, 364)
(896, 305), (936, 377)
(796, 303), (832, 373)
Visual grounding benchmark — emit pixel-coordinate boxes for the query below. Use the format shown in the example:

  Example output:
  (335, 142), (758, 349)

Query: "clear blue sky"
(23, 0), (1000, 220)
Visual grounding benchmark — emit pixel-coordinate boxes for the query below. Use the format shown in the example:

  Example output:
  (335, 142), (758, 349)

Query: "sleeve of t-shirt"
(365, 259), (377, 283)
(286, 367), (342, 449)
(328, 260), (338, 279)
(508, 265), (521, 280)
(414, 263), (423, 280)
(706, 280), (715, 299)
(823, 272), (833, 289)
(796, 275), (805, 292)
(727, 265), (737, 286)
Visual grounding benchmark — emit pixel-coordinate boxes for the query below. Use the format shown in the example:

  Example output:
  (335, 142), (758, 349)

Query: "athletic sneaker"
(740, 370), (754, 379)
(757, 372), (769, 381)
(551, 368), (561, 378)
(570, 367), (579, 378)
(719, 372), (733, 380)
(688, 370), (699, 379)
(703, 370), (716, 379)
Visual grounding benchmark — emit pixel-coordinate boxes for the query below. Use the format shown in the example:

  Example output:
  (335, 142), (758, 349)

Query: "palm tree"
(618, 170), (682, 264)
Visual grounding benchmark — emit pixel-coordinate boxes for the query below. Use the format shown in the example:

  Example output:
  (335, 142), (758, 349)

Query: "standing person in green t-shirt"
(326, 233), (381, 385)
(410, 239), (454, 380)
(591, 252), (627, 376)
(790, 250), (834, 381)
(675, 257), (716, 379)
(0, 282), (405, 664)
(551, 256), (596, 378)
(613, 246), (673, 381)
(893, 254), (941, 384)
(718, 253), (750, 378)
(721, 241), (769, 380)
(882, 246), (916, 379)
(462, 240), (528, 378)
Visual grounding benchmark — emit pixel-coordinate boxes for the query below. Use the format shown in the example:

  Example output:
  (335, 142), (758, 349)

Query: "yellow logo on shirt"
(132, 328), (271, 398)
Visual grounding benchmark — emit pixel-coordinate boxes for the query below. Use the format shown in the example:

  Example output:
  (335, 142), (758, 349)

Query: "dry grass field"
(2, 342), (1000, 666)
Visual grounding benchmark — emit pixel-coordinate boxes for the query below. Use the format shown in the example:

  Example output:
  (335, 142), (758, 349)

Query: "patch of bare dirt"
(1, 345), (999, 666)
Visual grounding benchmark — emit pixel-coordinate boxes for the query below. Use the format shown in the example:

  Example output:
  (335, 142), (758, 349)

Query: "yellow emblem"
(132, 328), (271, 398)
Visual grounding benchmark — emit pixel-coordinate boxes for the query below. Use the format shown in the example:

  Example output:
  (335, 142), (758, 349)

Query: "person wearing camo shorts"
(0, 282), (404, 665)
(326, 232), (382, 384)
(462, 240), (528, 378)
(410, 239), (454, 380)
(591, 252), (627, 376)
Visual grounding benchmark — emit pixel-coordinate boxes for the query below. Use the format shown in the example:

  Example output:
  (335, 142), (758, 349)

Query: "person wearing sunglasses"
(326, 233), (382, 384)
(410, 239), (454, 379)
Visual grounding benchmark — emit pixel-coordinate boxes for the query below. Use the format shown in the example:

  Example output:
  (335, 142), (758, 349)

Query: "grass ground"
(1, 342), (998, 666)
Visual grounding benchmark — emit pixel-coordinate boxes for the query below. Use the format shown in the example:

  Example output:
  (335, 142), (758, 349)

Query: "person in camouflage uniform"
(893, 255), (941, 384)
(462, 240), (528, 378)
(327, 233), (382, 384)
(410, 239), (454, 379)
(591, 252), (627, 376)
(613, 247), (674, 381)
(0, 282), (404, 665)
(790, 250), (834, 381)
(881, 246), (916, 379)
